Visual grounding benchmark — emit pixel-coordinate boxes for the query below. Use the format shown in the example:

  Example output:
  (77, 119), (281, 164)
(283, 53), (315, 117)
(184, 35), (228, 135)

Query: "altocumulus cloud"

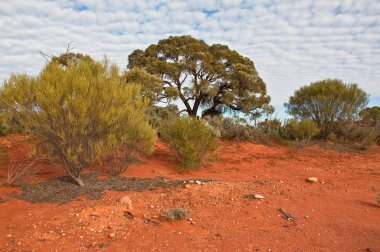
(1, 0), (379, 117)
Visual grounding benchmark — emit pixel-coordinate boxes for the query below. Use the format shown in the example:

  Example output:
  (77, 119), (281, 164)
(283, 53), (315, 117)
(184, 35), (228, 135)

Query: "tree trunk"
(72, 176), (84, 186)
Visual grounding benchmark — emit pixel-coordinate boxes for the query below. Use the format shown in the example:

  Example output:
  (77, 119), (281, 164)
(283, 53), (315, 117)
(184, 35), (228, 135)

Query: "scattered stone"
(6, 234), (12, 238)
(254, 194), (265, 199)
(150, 205), (155, 209)
(306, 177), (318, 183)
(184, 184), (191, 188)
(90, 228), (95, 232)
(119, 196), (133, 209)
(195, 180), (202, 185)
(107, 224), (113, 229)
(108, 233), (115, 238)
(144, 218), (160, 226)
(243, 194), (265, 200)
(123, 211), (134, 220)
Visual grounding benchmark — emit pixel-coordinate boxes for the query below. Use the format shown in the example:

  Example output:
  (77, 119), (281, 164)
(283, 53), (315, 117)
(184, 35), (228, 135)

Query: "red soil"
(0, 135), (379, 251)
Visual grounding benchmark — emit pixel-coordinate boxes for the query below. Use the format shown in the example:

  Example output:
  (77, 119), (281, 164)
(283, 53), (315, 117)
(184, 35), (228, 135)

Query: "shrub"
(146, 105), (179, 130)
(282, 119), (320, 141)
(1, 57), (156, 186)
(6, 158), (39, 186)
(285, 79), (368, 138)
(161, 207), (190, 221)
(205, 115), (283, 143)
(160, 117), (218, 171)
(335, 121), (377, 149)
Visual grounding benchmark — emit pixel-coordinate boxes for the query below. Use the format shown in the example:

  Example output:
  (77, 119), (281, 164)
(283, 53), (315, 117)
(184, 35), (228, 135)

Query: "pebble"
(306, 177), (318, 183)
(107, 224), (113, 229)
(6, 234), (12, 238)
(108, 233), (115, 238)
(254, 194), (265, 199)
(119, 196), (133, 209)
(195, 180), (202, 185)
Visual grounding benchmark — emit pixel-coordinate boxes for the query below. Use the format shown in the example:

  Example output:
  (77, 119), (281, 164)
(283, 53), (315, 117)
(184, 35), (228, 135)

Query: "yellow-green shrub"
(282, 119), (320, 141)
(1, 58), (156, 185)
(160, 117), (218, 171)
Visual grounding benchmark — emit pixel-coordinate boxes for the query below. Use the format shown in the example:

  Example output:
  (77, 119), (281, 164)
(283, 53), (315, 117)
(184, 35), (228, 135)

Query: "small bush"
(282, 119), (320, 141)
(6, 158), (39, 186)
(1, 57), (156, 186)
(335, 121), (377, 149)
(161, 207), (190, 221)
(205, 115), (283, 143)
(160, 117), (218, 171)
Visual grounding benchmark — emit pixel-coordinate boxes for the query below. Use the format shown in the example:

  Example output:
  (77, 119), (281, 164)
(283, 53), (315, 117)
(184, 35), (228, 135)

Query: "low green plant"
(160, 117), (218, 171)
(282, 119), (320, 141)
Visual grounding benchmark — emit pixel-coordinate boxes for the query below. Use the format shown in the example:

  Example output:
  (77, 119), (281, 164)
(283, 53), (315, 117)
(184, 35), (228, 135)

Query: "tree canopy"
(285, 79), (369, 137)
(127, 35), (271, 118)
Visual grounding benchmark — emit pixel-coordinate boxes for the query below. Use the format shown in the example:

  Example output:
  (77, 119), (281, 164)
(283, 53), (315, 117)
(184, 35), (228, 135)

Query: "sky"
(1, 0), (380, 119)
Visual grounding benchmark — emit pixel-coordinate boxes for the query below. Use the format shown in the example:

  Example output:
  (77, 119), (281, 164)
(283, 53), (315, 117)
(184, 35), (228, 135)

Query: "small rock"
(90, 228), (95, 232)
(306, 177), (318, 183)
(195, 180), (202, 185)
(184, 184), (191, 188)
(6, 234), (12, 238)
(150, 205), (155, 209)
(119, 196), (133, 209)
(108, 233), (115, 238)
(254, 194), (265, 199)
(107, 224), (113, 229)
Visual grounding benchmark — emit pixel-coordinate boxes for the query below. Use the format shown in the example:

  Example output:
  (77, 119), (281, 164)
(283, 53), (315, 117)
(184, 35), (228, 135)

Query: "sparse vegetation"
(161, 207), (190, 221)
(6, 157), (39, 186)
(160, 116), (218, 171)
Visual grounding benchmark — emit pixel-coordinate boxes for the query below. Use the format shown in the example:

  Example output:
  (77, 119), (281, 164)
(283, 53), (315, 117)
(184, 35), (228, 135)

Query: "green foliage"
(128, 35), (271, 118)
(282, 119), (320, 141)
(146, 104), (179, 129)
(285, 79), (369, 137)
(205, 115), (282, 143)
(205, 116), (252, 140)
(360, 106), (380, 126)
(0, 116), (10, 136)
(160, 117), (218, 171)
(335, 121), (377, 149)
(1, 57), (156, 185)
(124, 68), (163, 104)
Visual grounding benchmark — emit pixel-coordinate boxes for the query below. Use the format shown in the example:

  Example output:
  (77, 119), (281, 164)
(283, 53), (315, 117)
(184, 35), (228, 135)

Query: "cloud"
(0, 0), (379, 115)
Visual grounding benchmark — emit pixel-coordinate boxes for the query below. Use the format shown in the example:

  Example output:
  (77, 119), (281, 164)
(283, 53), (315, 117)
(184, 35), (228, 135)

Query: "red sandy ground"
(0, 134), (379, 252)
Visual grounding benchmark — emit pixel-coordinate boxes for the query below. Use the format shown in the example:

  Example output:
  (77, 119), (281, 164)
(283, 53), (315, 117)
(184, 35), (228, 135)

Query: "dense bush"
(334, 121), (378, 149)
(1, 57), (156, 185)
(205, 116), (282, 142)
(285, 79), (368, 137)
(282, 119), (320, 141)
(160, 117), (218, 171)
(146, 104), (179, 129)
